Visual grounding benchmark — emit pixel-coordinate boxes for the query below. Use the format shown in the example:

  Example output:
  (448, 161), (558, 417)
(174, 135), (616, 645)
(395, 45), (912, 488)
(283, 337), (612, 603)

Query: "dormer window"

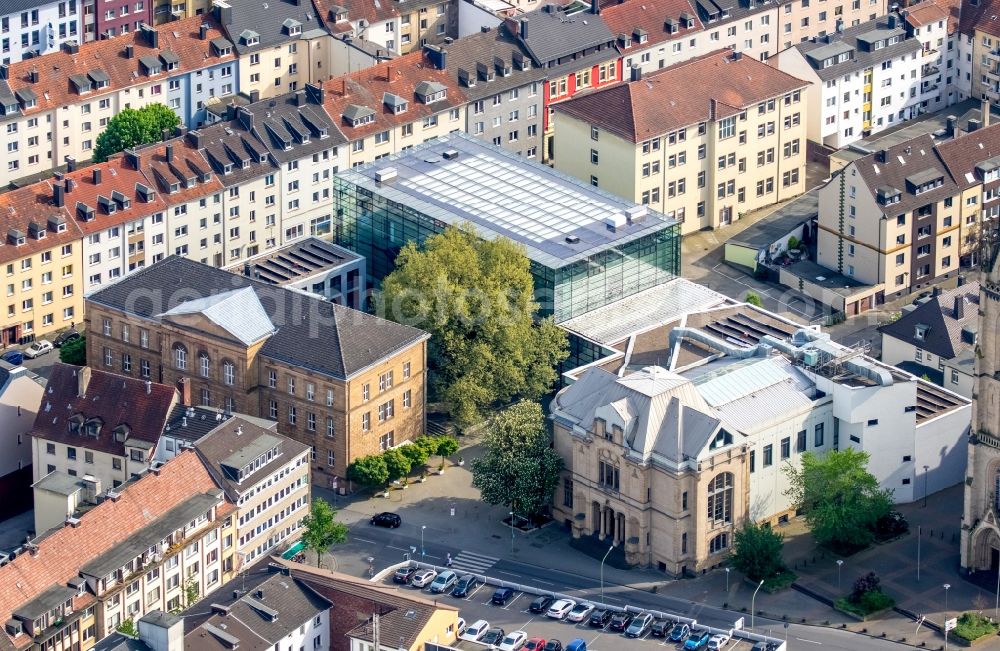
(223, 163), (233, 174)
(88, 70), (110, 89)
(240, 29), (260, 46)
(186, 176), (196, 188)
(85, 417), (103, 436)
(211, 37), (233, 57)
(383, 92), (408, 115)
(7, 228), (26, 245)
(48, 216), (67, 233)
(16, 89), (36, 109)
(343, 104), (376, 127)
(414, 81), (447, 104)
(633, 28), (648, 43)
(140, 56), (162, 76)
(114, 424), (130, 442)
(915, 324), (929, 340)
(160, 51), (180, 72)
(709, 430), (734, 450)
(169, 182), (180, 193)
(283, 18), (302, 36)
(68, 414), (85, 433)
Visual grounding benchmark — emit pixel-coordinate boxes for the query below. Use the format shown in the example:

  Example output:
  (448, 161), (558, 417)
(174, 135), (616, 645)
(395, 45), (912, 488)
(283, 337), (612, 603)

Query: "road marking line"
(794, 637), (821, 645)
(353, 537), (378, 544)
(503, 594), (523, 610)
(387, 545), (410, 552)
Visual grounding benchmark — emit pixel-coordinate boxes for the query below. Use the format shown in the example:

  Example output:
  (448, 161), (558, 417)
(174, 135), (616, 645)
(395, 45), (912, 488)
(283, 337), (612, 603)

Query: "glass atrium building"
(333, 133), (680, 322)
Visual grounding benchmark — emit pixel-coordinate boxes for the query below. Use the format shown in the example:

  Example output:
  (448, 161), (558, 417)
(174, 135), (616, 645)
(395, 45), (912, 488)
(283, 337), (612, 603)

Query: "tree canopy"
(383, 448), (411, 483)
(379, 225), (568, 427)
(58, 336), (86, 365)
(471, 400), (563, 519)
(784, 448), (892, 553)
(347, 454), (389, 488)
(93, 104), (179, 163)
(300, 498), (349, 566)
(730, 521), (786, 583)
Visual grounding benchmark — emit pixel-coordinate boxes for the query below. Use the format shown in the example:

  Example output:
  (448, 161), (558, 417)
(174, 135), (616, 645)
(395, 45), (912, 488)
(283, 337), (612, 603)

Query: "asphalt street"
(330, 522), (913, 651)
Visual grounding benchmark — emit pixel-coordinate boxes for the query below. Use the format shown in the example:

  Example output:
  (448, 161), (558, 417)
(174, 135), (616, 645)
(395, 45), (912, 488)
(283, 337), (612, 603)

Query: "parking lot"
(383, 572), (763, 651)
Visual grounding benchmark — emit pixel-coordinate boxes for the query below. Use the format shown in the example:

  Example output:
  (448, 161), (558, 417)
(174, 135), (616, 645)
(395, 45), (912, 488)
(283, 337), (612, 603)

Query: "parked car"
(546, 599), (576, 619)
(684, 631), (712, 650)
(609, 612), (633, 632)
(410, 569), (437, 588)
(492, 587), (515, 605)
(499, 631), (528, 651)
(529, 594), (554, 613)
(461, 620), (490, 642)
(588, 609), (613, 628)
(565, 640), (587, 651)
(481, 628), (506, 648)
(370, 512), (401, 528)
(393, 567), (417, 584)
(542, 640), (562, 651)
(625, 613), (653, 638)
(24, 340), (52, 358)
(456, 618), (466, 637)
(524, 638), (545, 651)
(1, 351), (23, 366)
(429, 570), (457, 594)
(668, 623), (691, 643)
(451, 574), (478, 598)
(650, 619), (674, 638)
(707, 633), (730, 650)
(52, 330), (80, 347)
(566, 603), (594, 623)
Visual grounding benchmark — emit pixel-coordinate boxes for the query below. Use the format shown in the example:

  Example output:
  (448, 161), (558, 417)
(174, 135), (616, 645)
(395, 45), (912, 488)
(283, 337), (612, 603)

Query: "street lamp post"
(751, 579), (765, 630)
(836, 559), (844, 593)
(944, 583), (951, 614)
(509, 511), (515, 554)
(923, 465), (930, 507)
(600, 543), (616, 605)
(421, 525), (426, 560)
(725, 567), (731, 594)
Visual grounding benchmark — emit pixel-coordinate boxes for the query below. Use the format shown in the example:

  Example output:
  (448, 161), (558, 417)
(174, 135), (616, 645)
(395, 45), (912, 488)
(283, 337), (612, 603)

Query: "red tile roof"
(959, 0), (1000, 37)
(602, 0), (703, 52)
(322, 50), (469, 141)
(552, 49), (810, 142)
(0, 185), (84, 265)
(6, 15), (235, 116)
(0, 450), (219, 650)
(30, 363), (178, 456)
(135, 138), (223, 204)
(904, 0), (953, 32)
(58, 155), (168, 236)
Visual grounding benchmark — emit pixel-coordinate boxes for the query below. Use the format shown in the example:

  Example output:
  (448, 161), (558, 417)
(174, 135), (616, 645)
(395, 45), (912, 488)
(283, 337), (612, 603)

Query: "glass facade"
(334, 177), (681, 323)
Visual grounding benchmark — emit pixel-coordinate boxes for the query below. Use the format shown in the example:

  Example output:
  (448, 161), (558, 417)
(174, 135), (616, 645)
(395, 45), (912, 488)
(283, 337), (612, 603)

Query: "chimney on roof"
(709, 98), (717, 120)
(876, 149), (888, 163)
(385, 65), (394, 81)
(932, 286), (943, 297)
(65, 156), (76, 172)
(519, 17), (528, 38)
(177, 377), (190, 406)
(145, 379), (152, 395)
(887, 13), (897, 28)
(28, 68), (38, 84)
(295, 90), (306, 106)
(591, 0), (600, 14)
(93, 168), (102, 185)
(77, 366), (92, 398)
(200, 23), (209, 40)
(946, 115), (957, 137)
(166, 143), (174, 163)
(65, 177), (75, 192)
(983, 98), (992, 128)
(148, 25), (159, 49)
(53, 183), (65, 207)
(958, 274), (966, 287)
(125, 44), (134, 58)
(954, 295), (966, 319)
(969, 118), (981, 132)
(124, 148), (141, 169)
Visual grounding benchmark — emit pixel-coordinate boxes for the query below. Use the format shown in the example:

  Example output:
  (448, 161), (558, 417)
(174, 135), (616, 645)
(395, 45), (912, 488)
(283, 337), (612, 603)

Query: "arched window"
(173, 343), (187, 370)
(707, 472), (733, 524)
(199, 352), (211, 378)
(709, 532), (729, 554)
(223, 360), (236, 386)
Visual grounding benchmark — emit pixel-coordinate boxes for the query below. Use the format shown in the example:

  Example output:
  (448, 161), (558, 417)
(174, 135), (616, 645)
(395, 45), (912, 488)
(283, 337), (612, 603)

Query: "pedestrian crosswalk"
(449, 550), (499, 574)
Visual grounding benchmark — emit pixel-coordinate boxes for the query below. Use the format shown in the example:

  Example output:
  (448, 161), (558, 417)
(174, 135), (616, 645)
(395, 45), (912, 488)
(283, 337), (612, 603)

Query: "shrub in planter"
(952, 612), (1000, 642)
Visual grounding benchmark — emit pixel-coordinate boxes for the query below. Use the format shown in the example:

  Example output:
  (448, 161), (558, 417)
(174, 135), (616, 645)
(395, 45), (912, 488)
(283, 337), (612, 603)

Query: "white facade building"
(0, 0), (82, 65)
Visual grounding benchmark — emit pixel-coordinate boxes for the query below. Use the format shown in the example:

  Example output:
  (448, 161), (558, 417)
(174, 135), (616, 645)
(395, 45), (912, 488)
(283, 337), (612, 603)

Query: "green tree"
(379, 225), (568, 427)
(400, 441), (430, 470)
(745, 292), (763, 307)
(784, 449), (892, 553)
(59, 335), (86, 365)
(383, 448), (412, 483)
(731, 521), (786, 582)
(93, 104), (179, 163)
(471, 400), (563, 519)
(300, 498), (349, 567)
(347, 454), (389, 488)
(116, 618), (138, 637)
(435, 435), (459, 469)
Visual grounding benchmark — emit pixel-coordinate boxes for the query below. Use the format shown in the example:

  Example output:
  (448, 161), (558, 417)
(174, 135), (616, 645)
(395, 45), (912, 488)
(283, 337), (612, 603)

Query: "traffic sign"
(733, 617), (744, 631)
(945, 618), (958, 632)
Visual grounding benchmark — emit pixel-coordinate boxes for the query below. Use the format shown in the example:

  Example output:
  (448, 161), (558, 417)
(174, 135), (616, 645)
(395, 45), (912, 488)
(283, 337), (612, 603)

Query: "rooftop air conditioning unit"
(604, 212), (628, 230)
(375, 167), (397, 183)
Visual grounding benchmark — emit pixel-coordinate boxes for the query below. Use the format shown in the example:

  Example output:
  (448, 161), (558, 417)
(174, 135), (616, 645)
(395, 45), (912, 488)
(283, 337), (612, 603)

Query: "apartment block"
(0, 186), (85, 344)
(0, 0), (82, 64)
(776, 0), (885, 52)
(396, 0), (456, 54)
(775, 12), (923, 148)
(444, 25), (547, 159)
(81, 0), (154, 41)
(84, 255), (429, 485)
(31, 364), (179, 498)
(0, 450), (236, 651)
(194, 415), (311, 563)
(606, 0), (704, 75)
(906, 0), (962, 113)
(0, 363), (44, 518)
(214, 0), (330, 102)
(312, 0), (401, 57)
(815, 123), (1000, 298)
(552, 51), (809, 234)
(324, 51), (468, 167)
(0, 17), (236, 187)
